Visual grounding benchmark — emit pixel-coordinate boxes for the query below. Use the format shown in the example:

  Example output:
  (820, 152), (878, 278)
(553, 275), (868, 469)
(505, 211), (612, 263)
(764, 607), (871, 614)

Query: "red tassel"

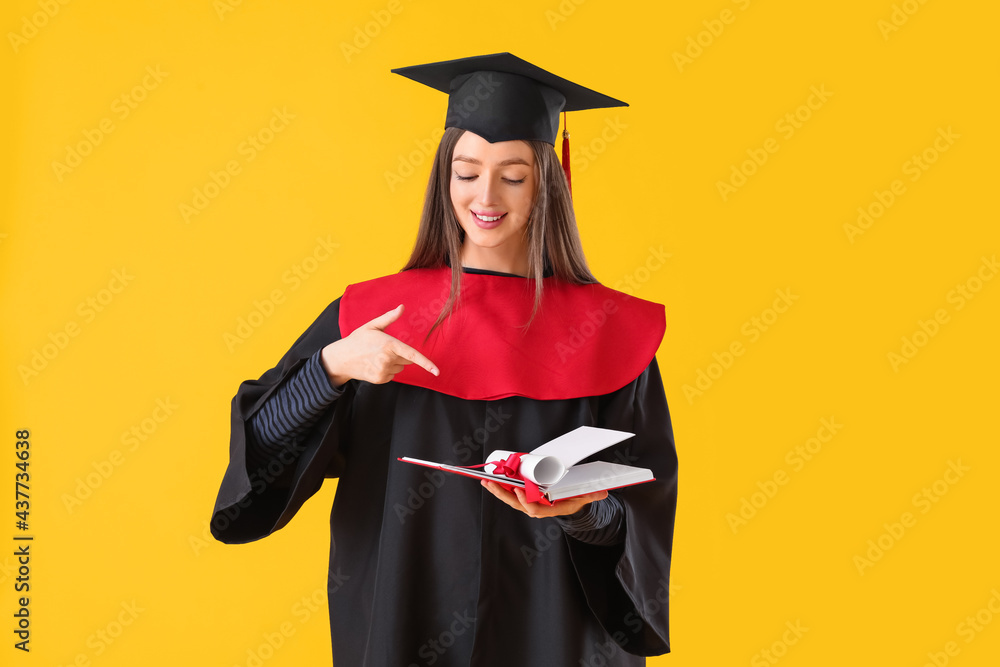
(561, 111), (572, 197)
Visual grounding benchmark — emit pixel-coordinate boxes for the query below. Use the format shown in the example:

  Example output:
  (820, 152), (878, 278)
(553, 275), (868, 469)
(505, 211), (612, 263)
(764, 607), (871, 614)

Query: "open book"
(398, 426), (654, 503)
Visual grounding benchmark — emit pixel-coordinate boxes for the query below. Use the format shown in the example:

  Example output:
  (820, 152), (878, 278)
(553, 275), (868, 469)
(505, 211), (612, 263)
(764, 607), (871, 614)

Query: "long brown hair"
(402, 127), (596, 333)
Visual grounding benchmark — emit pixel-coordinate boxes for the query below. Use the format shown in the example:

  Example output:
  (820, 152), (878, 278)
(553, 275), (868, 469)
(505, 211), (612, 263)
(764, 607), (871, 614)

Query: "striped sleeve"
(554, 492), (625, 546)
(246, 348), (344, 470)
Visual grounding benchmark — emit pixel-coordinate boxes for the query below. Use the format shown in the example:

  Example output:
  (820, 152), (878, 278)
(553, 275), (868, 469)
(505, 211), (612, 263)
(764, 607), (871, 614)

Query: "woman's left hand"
(481, 480), (608, 518)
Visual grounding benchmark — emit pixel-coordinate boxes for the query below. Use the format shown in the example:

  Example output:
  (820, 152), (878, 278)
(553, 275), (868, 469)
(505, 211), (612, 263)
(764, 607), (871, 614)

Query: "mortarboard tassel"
(561, 111), (572, 197)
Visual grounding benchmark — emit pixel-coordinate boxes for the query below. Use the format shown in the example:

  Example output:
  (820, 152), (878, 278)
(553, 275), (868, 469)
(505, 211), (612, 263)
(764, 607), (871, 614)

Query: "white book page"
(529, 426), (634, 468)
(544, 462), (653, 501)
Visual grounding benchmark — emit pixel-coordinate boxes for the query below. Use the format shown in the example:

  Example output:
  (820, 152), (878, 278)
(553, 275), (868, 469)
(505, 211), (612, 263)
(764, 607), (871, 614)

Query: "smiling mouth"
(473, 211), (507, 223)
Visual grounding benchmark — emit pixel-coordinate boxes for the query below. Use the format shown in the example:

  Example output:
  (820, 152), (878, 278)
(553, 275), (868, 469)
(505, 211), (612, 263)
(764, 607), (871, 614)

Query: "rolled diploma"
(484, 450), (566, 486)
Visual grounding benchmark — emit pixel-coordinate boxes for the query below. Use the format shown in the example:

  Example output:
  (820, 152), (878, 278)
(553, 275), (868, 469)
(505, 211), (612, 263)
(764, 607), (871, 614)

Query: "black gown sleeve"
(563, 355), (678, 656)
(210, 297), (353, 544)
(554, 492), (625, 546)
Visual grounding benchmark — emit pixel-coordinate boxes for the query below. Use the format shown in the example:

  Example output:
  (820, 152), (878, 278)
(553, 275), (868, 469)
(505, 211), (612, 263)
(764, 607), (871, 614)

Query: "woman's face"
(450, 130), (537, 272)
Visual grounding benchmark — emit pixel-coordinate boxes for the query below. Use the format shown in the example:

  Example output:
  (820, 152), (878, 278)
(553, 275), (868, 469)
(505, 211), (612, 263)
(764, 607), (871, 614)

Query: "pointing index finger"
(391, 340), (440, 377)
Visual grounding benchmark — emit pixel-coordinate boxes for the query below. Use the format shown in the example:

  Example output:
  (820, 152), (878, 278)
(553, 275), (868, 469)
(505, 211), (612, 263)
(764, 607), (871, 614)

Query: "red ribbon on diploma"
(468, 453), (554, 507)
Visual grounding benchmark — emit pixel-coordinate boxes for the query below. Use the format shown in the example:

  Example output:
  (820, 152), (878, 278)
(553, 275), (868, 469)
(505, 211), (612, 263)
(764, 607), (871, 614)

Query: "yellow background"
(2, 0), (998, 664)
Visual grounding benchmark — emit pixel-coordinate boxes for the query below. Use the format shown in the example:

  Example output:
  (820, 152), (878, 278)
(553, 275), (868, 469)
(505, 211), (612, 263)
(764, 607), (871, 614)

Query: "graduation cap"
(391, 52), (628, 194)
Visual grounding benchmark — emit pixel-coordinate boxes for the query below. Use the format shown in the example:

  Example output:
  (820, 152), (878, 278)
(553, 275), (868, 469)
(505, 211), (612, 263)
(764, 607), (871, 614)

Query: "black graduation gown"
(211, 268), (678, 666)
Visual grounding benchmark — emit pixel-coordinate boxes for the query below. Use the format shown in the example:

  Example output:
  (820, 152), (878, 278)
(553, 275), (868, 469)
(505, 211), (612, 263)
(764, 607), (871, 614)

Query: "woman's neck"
(460, 241), (530, 277)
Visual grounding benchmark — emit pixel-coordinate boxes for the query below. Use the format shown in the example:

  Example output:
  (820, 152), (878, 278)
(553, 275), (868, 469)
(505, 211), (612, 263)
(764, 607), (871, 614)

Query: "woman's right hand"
(320, 304), (439, 387)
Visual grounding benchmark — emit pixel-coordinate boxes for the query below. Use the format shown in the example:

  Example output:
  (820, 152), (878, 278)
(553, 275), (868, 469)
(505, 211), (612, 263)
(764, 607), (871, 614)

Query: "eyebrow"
(452, 154), (532, 167)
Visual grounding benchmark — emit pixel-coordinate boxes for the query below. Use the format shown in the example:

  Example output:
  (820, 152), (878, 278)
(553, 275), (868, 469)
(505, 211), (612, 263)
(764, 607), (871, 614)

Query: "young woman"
(211, 53), (678, 666)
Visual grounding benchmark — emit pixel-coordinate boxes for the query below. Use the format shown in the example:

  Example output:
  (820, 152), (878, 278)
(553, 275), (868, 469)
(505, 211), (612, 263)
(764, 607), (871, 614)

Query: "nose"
(477, 172), (499, 206)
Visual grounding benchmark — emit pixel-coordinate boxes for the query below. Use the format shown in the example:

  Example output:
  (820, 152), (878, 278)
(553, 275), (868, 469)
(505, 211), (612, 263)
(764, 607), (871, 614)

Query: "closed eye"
(453, 174), (526, 185)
